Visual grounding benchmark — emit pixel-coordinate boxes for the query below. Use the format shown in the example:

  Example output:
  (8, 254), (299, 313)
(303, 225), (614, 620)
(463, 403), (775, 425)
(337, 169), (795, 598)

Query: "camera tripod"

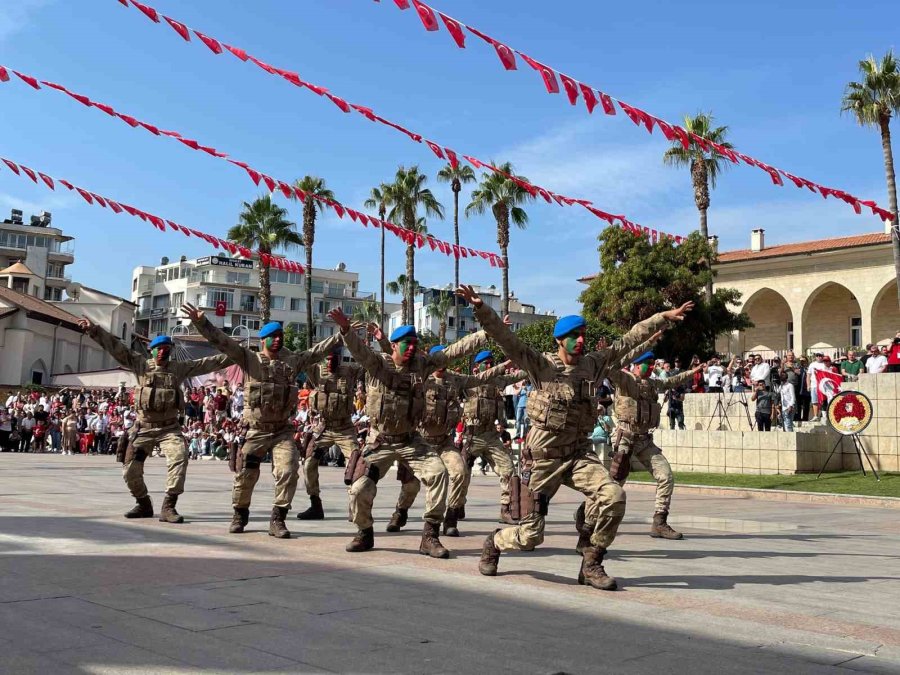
(706, 389), (755, 431)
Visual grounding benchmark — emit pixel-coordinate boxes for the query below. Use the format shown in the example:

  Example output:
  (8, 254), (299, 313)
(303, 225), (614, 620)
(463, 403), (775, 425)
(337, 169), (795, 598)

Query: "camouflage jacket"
(463, 367), (527, 432)
(473, 303), (670, 451)
(423, 363), (511, 439)
(86, 324), (230, 425)
(192, 315), (340, 428)
(306, 360), (365, 428)
(607, 367), (695, 433)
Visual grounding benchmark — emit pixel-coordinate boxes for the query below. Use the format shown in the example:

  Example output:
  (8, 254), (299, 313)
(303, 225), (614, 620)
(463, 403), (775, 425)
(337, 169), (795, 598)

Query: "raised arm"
(606, 366), (641, 400)
(457, 285), (552, 381)
(451, 362), (518, 391)
(366, 323), (393, 353)
(78, 318), (145, 374)
(429, 329), (489, 369)
(654, 366), (700, 392)
(182, 304), (254, 372)
(614, 331), (664, 370)
(285, 333), (341, 374)
(175, 353), (234, 381)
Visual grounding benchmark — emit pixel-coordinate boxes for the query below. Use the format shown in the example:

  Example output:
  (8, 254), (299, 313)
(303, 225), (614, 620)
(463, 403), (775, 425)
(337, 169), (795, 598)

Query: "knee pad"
(244, 454), (262, 470)
(522, 528), (545, 551)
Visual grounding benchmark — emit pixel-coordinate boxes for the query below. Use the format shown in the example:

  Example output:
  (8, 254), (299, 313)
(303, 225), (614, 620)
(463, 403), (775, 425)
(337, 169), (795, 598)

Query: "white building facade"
(0, 208), (74, 302)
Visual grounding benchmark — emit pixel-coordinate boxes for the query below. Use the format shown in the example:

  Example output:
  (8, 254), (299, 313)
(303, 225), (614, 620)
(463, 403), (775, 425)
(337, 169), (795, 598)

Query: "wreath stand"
(816, 390), (879, 481)
(816, 433), (879, 481)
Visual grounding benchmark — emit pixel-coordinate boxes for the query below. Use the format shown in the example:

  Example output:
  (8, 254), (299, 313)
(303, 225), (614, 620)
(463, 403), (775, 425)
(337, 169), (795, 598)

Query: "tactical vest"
(134, 360), (181, 422)
(365, 367), (424, 435)
(421, 377), (461, 437)
(309, 366), (354, 423)
(463, 382), (504, 430)
(524, 355), (595, 437)
(614, 380), (661, 430)
(245, 356), (297, 425)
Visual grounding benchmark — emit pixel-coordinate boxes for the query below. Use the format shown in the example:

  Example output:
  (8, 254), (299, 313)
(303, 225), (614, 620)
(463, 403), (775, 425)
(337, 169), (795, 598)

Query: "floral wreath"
(827, 391), (873, 435)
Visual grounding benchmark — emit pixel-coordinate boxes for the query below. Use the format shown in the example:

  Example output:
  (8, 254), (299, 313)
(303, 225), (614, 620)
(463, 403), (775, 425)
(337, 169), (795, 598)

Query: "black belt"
(380, 432), (413, 443)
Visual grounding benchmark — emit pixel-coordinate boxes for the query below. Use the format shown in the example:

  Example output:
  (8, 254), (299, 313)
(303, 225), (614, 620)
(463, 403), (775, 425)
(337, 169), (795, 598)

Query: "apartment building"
(0, 208), (74, 302)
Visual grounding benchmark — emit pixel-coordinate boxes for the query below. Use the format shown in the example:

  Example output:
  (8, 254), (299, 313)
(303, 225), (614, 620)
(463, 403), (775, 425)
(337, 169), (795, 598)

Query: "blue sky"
(0, 0), (896, 315)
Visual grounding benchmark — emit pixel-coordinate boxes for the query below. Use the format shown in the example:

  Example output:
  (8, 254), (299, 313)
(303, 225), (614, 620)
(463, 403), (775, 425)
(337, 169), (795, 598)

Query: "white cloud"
(0, 0), (52, 43)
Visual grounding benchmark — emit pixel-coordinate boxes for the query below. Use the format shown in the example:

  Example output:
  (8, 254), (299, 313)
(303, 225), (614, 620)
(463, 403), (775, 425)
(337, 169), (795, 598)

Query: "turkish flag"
(599, 92), (616, 115)
(579, 85), (597, 113)
(1, 159), (19, 175)
(193, 31), (223, 54)
(817, 370), (842, 406)
(0, 67), (9, 82)
(132, 1), (160, 22)
(559, 73), (579, 105)
(467, 27), (516, 70)
(412, 1), (439, 30)
(224, 44), (249, 61)
(439, 13), (466, 47)
(164, 17), (191, 41)
(20, 166), (38, 183)
(519, 54), (559, 94)
(327, 94), (351, 113)
(425, 140), (445, 159)
(215, 301), (227, 317)
(14, 71), (40, 89)
(672, 126), (690, 150)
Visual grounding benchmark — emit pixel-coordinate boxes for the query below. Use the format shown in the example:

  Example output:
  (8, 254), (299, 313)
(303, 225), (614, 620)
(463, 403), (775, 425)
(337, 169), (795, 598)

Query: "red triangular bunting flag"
(193, 31), (223, 54)
(0, 66), (10, 82)
(20, 166), (37, 183)
(445, 148), (459, 168)
(1, 159), (19, 175)
(411, 0), (439, 30)
(580, 85), (597, 113)
(75, 188), (94, 204)
(277, 181), (293, 199)
(132, 1), (160, 22)
(467, 27), (516, 70)
(92, 194), (108, 208)
(519, 54), (559, 93)
(261, 175), (276, 192)
(107, 201), (123, 214)
(599, 92), (616, 115)
(118, 113), (140, 127)
(393, 0), (410, 7)
(164, 16), (190, 41)
(439, 13), (466, 47)
(559, 74), (579, 105)
(224, 44), (249, 61)
(14, 71), (40, 89)
(327, 94), (351, 113)
(332, 203), (345, 219)
(425, 140), (445, 159)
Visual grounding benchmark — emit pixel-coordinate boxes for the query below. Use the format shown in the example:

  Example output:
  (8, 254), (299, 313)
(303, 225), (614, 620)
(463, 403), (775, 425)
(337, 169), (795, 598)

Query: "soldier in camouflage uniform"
(295, 340), (364, 520)
(182, 304), (339, 539)
(389, 344), (514, 537)
(77, 319), (230, 522)
(327, 308), (485, 557)
(462, 349), (527, 524)
(456, 284), (693, 590)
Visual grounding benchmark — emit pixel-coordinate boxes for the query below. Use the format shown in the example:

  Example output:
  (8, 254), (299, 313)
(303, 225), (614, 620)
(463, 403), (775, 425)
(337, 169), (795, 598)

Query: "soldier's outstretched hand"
(76, 317), (94, 333)
(662, 301), (695, 323)
(181, 303), (204, 323)
(456, 285), (483, 308)
(502, 314), (512, 326)
(366, 322), (385, 341)
(328, 307), (351, 331)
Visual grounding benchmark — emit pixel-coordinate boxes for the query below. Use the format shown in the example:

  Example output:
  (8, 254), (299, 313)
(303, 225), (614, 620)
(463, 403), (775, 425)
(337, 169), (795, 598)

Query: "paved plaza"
(1, 454), (899, 674)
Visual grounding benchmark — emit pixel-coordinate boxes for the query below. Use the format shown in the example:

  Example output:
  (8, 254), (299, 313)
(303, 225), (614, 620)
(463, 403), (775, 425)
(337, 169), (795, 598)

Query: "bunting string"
(108, 0), (685, 243)
(372, 0), (894, 224)
(0, 153), (305, 272)
(0, 63), (505, 265)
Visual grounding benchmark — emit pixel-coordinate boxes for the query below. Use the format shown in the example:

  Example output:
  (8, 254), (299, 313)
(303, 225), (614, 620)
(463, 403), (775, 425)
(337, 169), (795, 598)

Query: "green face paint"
(265, 334), (282, 351)
(562, 330), (584, 355)
(637, 363), (651, 377)
(151, 347), (170, 362)
(397, 339), (417, 357)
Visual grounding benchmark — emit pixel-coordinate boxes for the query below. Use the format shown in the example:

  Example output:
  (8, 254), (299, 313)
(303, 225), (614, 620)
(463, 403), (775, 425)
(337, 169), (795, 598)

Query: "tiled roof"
(0, 261), (35, 276)
(0, 285), (82, 328)
(717, 232), (891, 263)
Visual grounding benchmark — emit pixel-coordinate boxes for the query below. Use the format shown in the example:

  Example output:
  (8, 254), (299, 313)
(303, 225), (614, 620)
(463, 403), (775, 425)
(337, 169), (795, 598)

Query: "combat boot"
(650, 511), (683, 540)
(578, 546), (618, 591)
(229, 507), (249, 534)
(386, 508), (409, 532)
(345, 527), (374, 552)
(418, 522), (450, 559)
(478, 529), (502, 576)
(296, 496), (324, 520)
(574, 502), (592, 554)
(158, 493), (184, 524)
(268, 506), (291, 539)
(457, 505), (466, 520)
(499, 504), (517, 525)
(124, 495), (153, 519)
(443, 507), (460, 537)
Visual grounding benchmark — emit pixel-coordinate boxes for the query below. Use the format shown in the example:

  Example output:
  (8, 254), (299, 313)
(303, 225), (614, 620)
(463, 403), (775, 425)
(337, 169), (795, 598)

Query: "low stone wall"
(648, 373), (899, 475)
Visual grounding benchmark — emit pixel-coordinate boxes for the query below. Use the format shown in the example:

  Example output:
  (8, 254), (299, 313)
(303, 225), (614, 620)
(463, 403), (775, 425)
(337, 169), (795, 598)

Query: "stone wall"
(650, 373), (898, 475)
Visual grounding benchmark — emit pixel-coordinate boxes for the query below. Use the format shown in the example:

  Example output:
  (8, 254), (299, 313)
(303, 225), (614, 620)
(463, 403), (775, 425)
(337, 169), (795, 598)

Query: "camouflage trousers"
(303, 424), (358, 498)
(349, 433), (448, 530)
(619, 433), (674, 513)
(232, 426), (298, 511)
(494, 446), (625, 553)
(396, 436), (470, 511)
(465, 429), (514, 506)
(124, 424), (187, 499)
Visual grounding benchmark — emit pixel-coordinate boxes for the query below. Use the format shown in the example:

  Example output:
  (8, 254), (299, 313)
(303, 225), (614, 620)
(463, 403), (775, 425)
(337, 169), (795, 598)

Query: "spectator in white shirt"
(807, 353), (829, 421)
(777, 372), (796, 432)
(866, 350), (888, 374)
(706, 357), (725, 393)
(749, 354), (771, 384)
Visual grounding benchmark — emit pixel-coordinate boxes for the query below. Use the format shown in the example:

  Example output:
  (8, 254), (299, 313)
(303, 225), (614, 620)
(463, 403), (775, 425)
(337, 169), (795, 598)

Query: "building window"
(156, 270), (167, 282)
(47, 262), (65, 279)
(310, 280), (325, 294)
(271, 296), (285, 310)
(207, 288), (234, 309)
(31, 370), (44, 385)
(11, 278), (28, 294)
(787, 322), (794, 351)
(239, 315), (261, 331)
(167, 267), (179, 281)
(290, 297), (303, 311)
(152, 294), (169, 309)
(850, 317), (862, 348)
(171, 292), (184, 308)
(132, 278), (138, 292)
(43, 287), (62, 301)
(150, 318), (168, 336)
(448, 316), (455, 327)
(317, 300), (332, 315)
(239, 293), (257, 313)
(226, 271), (251, 285)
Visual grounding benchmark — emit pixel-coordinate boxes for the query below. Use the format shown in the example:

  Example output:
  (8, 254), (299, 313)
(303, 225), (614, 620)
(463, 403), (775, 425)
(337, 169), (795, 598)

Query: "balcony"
(137, 307), (170, 319)
(45, 275), (72, 285)
(238, 302), (259, 313)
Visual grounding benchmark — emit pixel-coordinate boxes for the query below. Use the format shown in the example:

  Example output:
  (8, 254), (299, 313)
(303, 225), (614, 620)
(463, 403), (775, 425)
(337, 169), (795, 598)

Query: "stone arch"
(29, 359), (49, 385)
(736, 287), (794, 356)
(801, 282), (862, 352)
(870, 279), (900, 345)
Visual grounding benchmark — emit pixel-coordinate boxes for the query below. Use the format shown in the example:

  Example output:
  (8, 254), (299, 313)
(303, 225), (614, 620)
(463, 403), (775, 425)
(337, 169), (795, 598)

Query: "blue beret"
(474, 350), (493, 364)
(149, 336), (173, 349)
(553, 315), (586, 339)
(632, 351), (655, 365)
(389, 325), (417, 342)
(259, 321), (283, 339)
(429, 345), (445, 355)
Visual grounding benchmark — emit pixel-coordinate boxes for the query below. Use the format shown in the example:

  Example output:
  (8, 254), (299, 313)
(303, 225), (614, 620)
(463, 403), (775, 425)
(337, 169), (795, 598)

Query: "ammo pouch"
(229, 446), (245, 474)
(344, 449), (381, 486)
(609, 427), (634, 482)
(115, 431), (130, 464)
(510, 448), (548, 520)
(396, 461), (415, 484)
(301, 432), (317, 460)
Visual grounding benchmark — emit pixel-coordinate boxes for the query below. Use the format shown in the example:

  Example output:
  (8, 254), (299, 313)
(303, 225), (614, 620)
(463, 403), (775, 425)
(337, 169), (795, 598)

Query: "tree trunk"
(500, 244), (510, 317)
(880, 117), (900, 310)
(439, 320), (446, 345)
(452, 181), (460, 339)
(405, 243), (415, 326)
(259, 257), (271, 324)
(305, 243), (314, 345)
(380, 204), (386, 328)
(692, 159), (713, 303)
(699, 207), (712, 301)
(496, 206), (511, 317)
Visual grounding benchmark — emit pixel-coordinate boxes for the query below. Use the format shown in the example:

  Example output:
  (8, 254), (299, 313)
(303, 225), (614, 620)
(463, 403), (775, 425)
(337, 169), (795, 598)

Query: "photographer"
(706, 356), (725, 393)
(751, 380), (774, 432)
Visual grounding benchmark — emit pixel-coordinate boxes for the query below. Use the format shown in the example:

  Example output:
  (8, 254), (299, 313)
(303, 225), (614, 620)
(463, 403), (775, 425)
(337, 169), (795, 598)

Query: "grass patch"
(629, 471), (900, 498)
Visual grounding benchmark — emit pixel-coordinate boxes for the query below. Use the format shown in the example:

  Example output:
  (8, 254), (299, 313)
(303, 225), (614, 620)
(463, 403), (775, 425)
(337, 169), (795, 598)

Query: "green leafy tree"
(386, 273), (424, 327)
(228, 196), (302, 323)
(363, 184), (390, 326)
(283, 323), (308, 352)
(383, 166), (444, 324)
(662, 113), (734, 300)
(579, 227), (751, 363)
(425, 292), (454, 344)
(437, 163), (477, 331)
(842, 51), (900, 305)
(513, 318), (619, 355)
(292, 176), (335, 344)
(352, 299), (382, 325)
(466, 162), (535, 316)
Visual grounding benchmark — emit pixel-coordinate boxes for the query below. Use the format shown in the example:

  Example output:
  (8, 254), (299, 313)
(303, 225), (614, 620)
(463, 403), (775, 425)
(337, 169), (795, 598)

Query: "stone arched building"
(715, 227), (900, 359)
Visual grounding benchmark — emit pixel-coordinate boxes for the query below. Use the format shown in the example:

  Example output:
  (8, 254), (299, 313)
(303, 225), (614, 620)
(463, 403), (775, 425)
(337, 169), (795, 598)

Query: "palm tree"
(386, 273), (424, 327)
(352, 298), (382, 325)
(465, 162), (535, 316)
(437, 163), (476, 333)
(842, 51), (900, 305)
(292, 176), (335, 345)
(364, 184), (389, 327)
(383, 166), (444, 324)
(227, 196), (301, 323)
(663, 112), (733, 301)
(425, 292), (454, 344)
